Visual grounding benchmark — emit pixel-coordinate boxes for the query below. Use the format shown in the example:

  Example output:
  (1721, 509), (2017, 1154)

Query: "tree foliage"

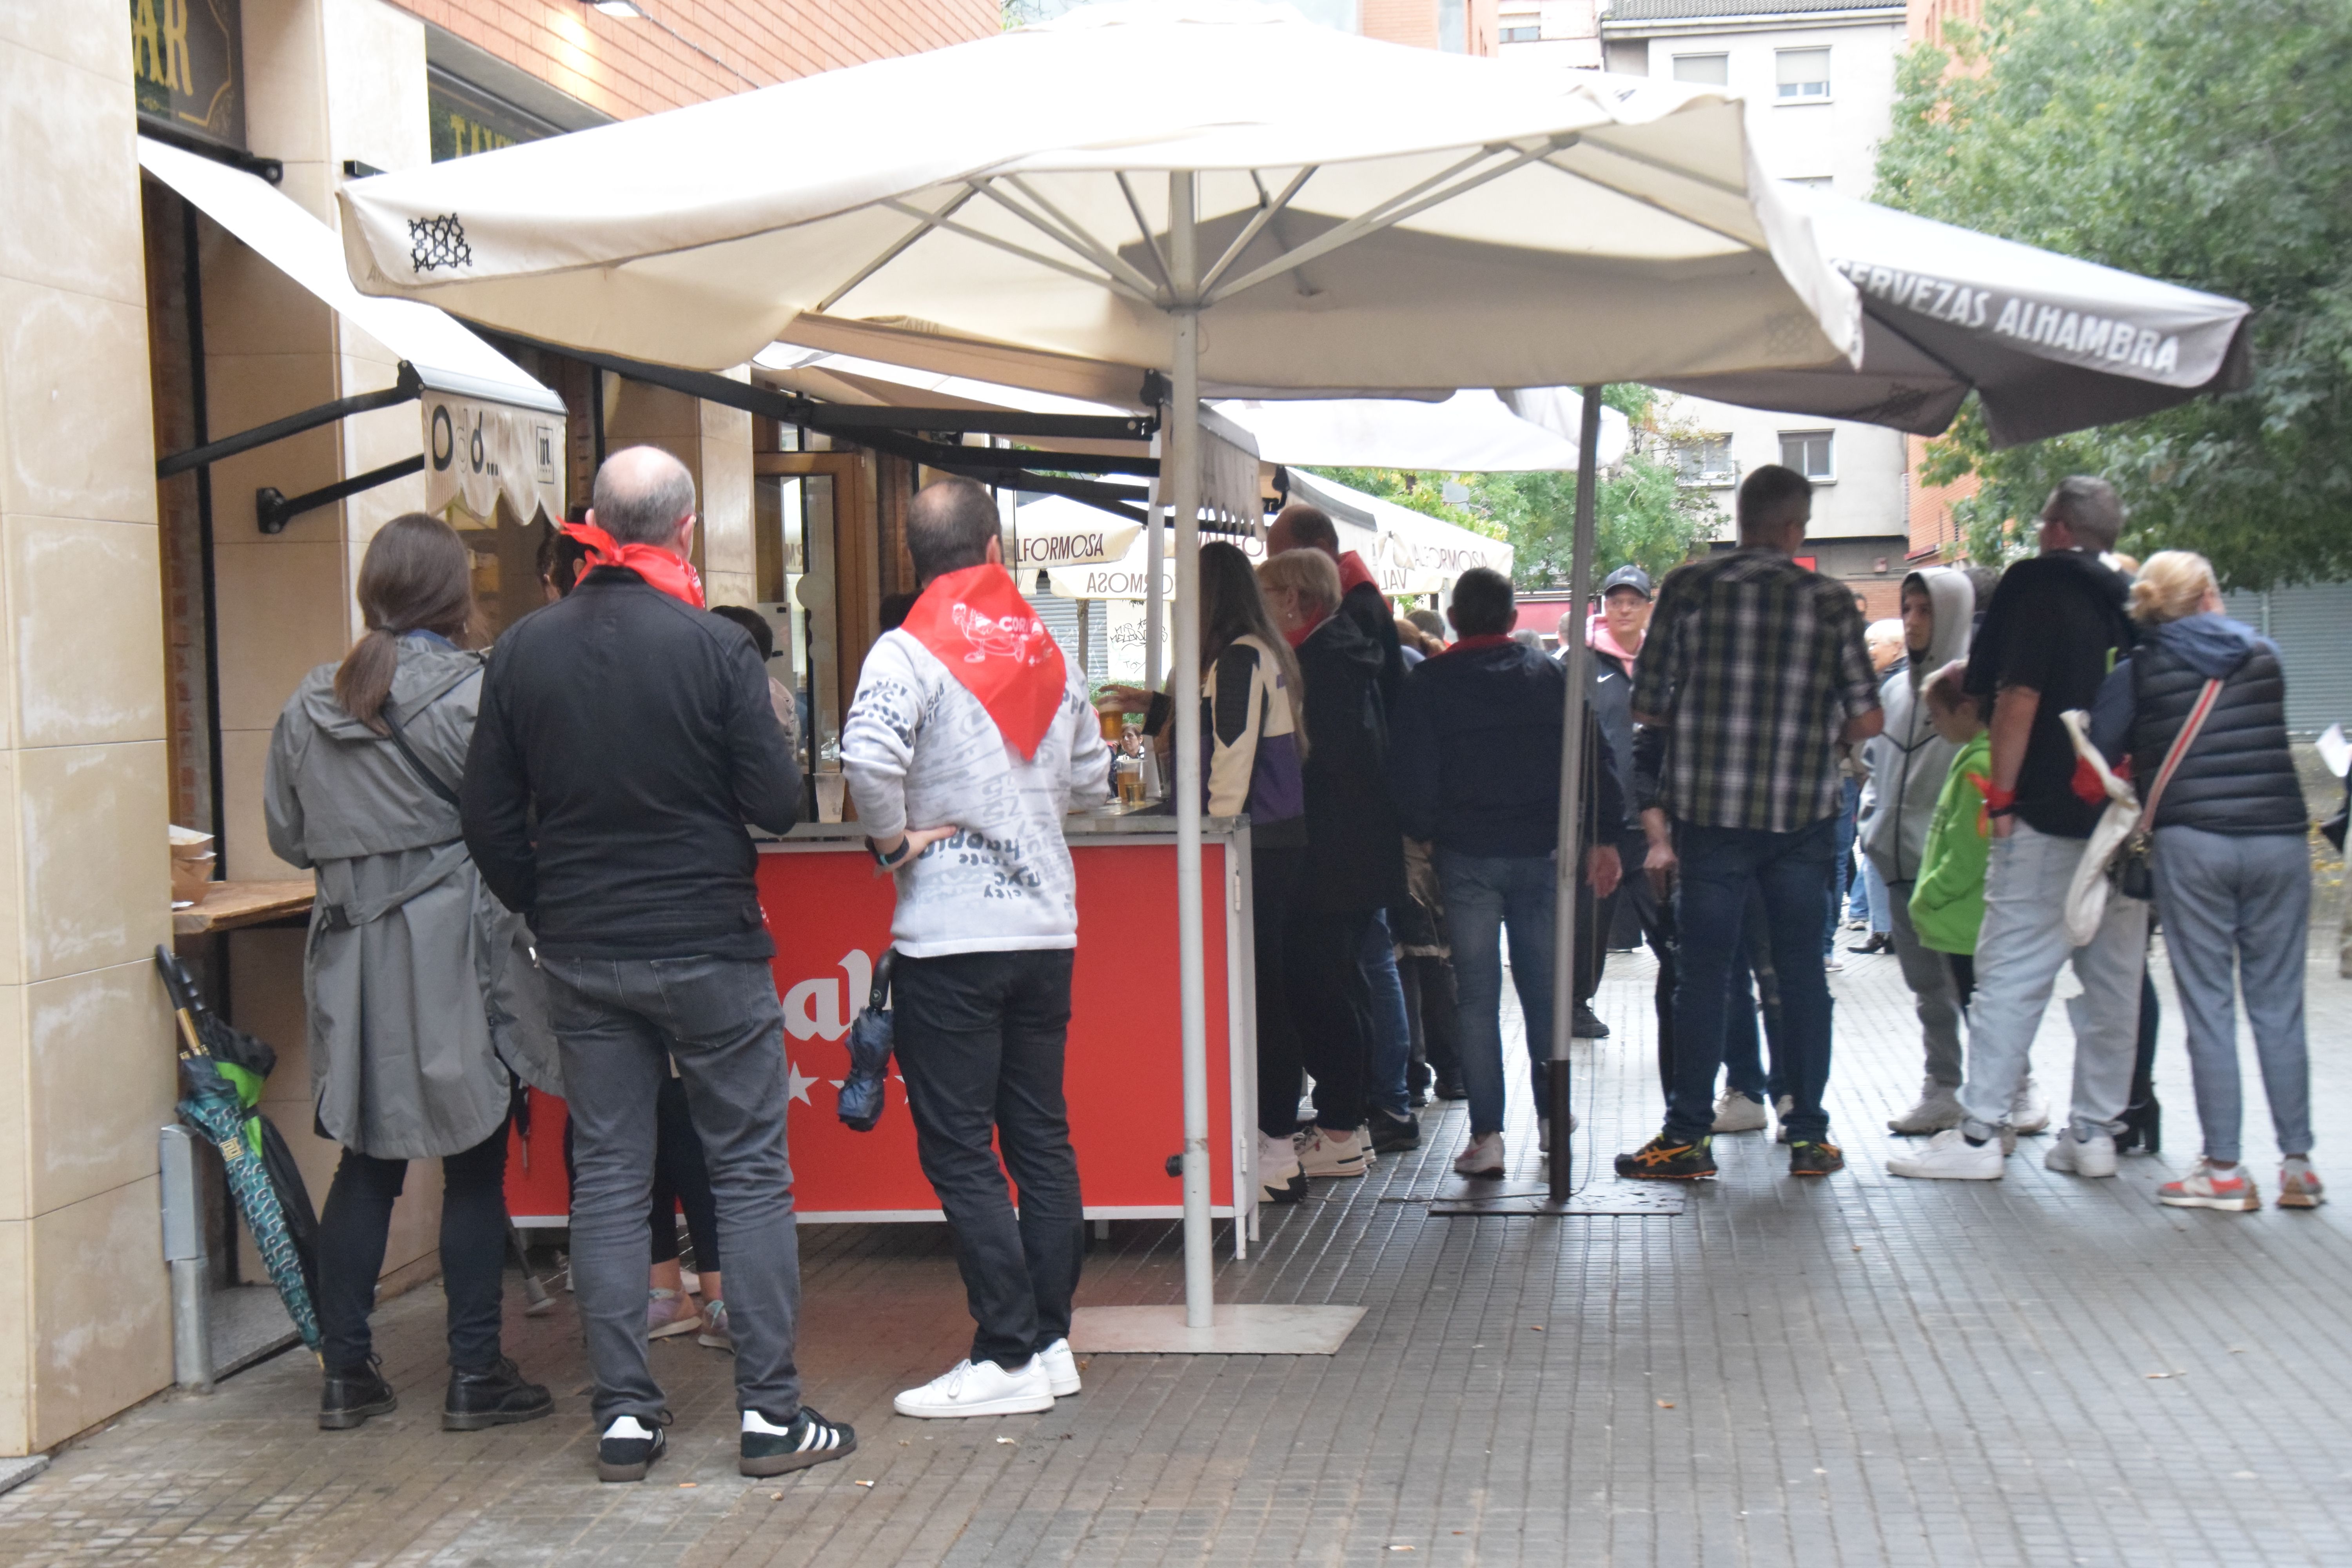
(1305, 385), (1720, 592)
(1875, 0), (2352, 588)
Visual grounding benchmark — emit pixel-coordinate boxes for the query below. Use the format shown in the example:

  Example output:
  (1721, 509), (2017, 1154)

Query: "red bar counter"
(506, 811), (1260, 1249)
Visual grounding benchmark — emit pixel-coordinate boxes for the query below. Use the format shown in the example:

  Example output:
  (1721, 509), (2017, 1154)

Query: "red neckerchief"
(1441, 633), (1517, 656)
(562, 521), (705, 608)
(1336, 550), (1378, 596)
(900, 563), (1067, 759)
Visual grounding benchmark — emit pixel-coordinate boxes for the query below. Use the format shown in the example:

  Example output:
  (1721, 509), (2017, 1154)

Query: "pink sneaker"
(2278, 1157), (2325, 1210)
(2157, 1159), (2258, 1212)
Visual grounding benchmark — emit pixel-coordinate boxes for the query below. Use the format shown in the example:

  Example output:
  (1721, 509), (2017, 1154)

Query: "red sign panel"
(506, 837), (1240, 1223)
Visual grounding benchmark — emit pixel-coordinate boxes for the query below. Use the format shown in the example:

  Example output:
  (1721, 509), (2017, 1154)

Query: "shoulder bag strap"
(379, 696), (463, 810)
(2137, 677), (2223, 831)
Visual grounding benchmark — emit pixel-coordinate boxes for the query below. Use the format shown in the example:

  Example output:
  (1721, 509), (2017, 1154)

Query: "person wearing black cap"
(1564, 566), (1678, 1054)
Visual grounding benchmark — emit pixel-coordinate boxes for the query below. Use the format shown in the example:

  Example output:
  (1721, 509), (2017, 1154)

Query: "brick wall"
(397, 0), (999, 120)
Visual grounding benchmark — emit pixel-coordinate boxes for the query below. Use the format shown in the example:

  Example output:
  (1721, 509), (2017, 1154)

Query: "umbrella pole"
(1167, 170), (1214, 1330)
(1547, 387), (1606, 1203)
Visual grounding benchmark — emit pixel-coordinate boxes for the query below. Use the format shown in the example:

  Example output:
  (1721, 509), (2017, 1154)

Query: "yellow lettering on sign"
(163, 0), (192, 94)
(131, 0), (165, 85)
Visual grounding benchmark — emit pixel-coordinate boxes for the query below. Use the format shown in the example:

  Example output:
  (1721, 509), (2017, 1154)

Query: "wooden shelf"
(172, 878), (315, 936)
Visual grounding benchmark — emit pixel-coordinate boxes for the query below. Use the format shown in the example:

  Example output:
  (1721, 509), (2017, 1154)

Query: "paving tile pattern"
(1, 919), (2347, 1566)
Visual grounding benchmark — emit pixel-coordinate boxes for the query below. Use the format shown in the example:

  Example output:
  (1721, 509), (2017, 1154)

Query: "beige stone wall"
(601, 374), (756, 610)
(0, 2), (180, 1454)
(203, 0), (448, 1306)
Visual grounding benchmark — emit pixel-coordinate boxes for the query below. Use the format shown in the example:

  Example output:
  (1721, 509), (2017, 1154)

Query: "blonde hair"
(2129, 550), (2218, 626)
(1257, 547), (1342, 617)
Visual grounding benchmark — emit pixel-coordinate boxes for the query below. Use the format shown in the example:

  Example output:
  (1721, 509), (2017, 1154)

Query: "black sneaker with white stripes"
(739, 1404), (857, 1477)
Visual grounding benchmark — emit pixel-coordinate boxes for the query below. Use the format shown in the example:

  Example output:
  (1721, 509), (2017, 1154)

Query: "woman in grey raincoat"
(266, 514), (561, 1433)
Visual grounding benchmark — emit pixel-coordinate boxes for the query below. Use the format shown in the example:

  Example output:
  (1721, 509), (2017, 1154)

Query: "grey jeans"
(2151, 826), (2313, 1163)
(542, 955), (802, 1427)
(1885, 878), (1964, 1088)
(1958, 823), (2148, 1139)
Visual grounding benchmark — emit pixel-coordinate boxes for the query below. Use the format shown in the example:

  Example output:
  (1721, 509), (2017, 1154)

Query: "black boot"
(2115, 1096), (2161, 1155)
(443, 1356), (554, 1431)
(320, 1357), (397, 1430)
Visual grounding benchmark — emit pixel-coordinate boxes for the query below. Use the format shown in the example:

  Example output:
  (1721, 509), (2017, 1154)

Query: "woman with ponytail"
(265, 513), (559, 1433)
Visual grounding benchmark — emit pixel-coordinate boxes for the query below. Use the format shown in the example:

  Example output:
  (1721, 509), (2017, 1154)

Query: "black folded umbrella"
(838, 950), (895, 1134)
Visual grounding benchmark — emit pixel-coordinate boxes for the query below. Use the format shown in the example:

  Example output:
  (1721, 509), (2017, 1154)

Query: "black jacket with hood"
(1295, 606), (1406, 913)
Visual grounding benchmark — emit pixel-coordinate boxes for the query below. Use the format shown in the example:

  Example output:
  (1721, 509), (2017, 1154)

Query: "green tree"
(1875, 0), (2352, 587)
(1306, 385), (1719, 592)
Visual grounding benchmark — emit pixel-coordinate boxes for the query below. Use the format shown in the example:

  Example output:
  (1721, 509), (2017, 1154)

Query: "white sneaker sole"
(648, 1316), (703, 1340)
(1885, 1158), (2004, 1180)
(893, 1389), (1056, 1419)
(2158, 1191), (2258, 1211)
(1712, 1108), (1769, 1134)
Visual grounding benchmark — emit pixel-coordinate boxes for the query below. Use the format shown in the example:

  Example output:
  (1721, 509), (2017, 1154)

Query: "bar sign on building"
(131, 0), (246, 149)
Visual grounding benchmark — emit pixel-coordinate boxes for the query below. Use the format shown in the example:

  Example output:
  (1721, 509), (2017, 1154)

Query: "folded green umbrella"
(155, 946), (321, 1353)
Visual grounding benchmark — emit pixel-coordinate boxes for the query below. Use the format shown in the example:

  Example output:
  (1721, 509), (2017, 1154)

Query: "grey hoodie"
(1860, 568), (1975, 884)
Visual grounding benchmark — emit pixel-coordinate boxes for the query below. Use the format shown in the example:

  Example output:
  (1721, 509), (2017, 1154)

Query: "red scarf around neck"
(899, 563), (1067, 759)
(562, 521), (705, 608)
(1336, 550), (1378, 597)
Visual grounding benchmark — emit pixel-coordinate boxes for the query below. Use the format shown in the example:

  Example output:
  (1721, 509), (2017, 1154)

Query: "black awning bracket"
(256, 454), (424, 535)
(158, 363), (422, 479)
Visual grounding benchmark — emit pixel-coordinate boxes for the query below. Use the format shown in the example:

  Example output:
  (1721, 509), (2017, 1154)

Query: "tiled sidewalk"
(2, 920), (2347, 1566)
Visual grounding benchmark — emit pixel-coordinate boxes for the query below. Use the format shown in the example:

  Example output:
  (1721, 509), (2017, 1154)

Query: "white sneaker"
(1038, 1338), (1081, 1397)
(1712, 1091), (1769, 1133)
(892, 1357), (1055, 1419)
(1298, 1127), (1371, 1178)
(1257, 1131), (1305, 1203)
(1888, 1082), (1965, 1136)
(1774, 1094), (1795, 1144)
(2008, 1077), (2051, 1136)
(1886, 1126), (2006, 1180)
(1824, 954), (1846, 973)
(1535, 1114), (1576, 1154)
(2043, 1127), (2118, 1178)
(1453, 1132), (1505, 1177)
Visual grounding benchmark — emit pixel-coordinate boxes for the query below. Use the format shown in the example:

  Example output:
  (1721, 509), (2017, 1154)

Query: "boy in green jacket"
(1909, 663), (1992, 1006)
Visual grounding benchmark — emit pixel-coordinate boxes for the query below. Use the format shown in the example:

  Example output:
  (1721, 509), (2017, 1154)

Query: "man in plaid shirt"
(1615, 465), (1884, 1180)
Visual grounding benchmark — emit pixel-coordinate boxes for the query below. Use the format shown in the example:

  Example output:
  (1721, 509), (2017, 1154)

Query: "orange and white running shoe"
(2157, 1159), (2259, 1212)
(2278, 1156), (2325, 1210)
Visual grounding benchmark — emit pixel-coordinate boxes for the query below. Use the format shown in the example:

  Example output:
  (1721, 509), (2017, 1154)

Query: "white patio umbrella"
(340, 2), (1869, 1345)
(1639, 188), (2254, 449)
(1219, 389), (1628, 472)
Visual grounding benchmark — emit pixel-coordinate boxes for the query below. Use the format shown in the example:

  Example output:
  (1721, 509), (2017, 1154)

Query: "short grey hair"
(1257, 546), (1341, 616)
(592, 445), (697, 545)
(2042, 475), (2123, 552)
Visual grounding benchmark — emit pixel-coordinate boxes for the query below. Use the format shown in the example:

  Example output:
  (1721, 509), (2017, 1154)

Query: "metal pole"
(160, 1125), (213, 1392)
(1145, 456), (1166, 693)
(1547, 385), (1606, 1202)
(1167, 171), (1214, 1328)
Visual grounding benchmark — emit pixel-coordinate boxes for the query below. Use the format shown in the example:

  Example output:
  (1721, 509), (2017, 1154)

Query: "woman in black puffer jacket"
(2088, 550), (2317, 1213)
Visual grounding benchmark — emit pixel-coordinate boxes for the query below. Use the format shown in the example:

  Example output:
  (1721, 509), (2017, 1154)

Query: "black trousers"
(649, 1073), (720, 1272)
(1252, 848), (1307, 1139)
(318, 1122), (510, 1373)
(1287, 905), (1376, 1132)
(1399, 953), (1461, 1084)
(894, 947), (1085, 1371)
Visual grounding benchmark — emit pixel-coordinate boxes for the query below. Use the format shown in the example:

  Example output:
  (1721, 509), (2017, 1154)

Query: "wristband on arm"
(1983, 782), (2017, 818)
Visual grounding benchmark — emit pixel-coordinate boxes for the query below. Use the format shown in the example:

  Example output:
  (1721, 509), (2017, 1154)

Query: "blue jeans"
(1360, 910), (1414, 1120)
(2151, 826), (2312, 1163)
(1716, 893), (1782, 1105)
(1667, 818), (1837, 1145)
(1437, 850), (1558, 1139)
(1826, 779), (1860, 953)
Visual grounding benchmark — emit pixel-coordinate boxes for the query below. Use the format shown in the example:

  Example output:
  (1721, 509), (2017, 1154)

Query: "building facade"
(1597, 0), (1911, 615)
(0, 0), (992, 1459)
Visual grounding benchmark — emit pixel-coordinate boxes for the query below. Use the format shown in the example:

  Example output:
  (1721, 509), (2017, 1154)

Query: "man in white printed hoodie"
(1859, 566), (2010, 1136)
(842, 477), (1111, 1420)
